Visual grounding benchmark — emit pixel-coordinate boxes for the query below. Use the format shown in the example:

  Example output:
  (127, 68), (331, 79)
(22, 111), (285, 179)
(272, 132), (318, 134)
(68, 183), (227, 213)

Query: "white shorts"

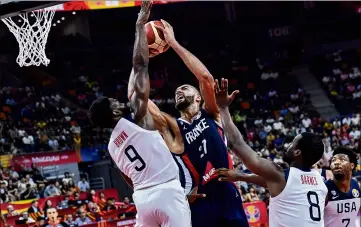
(133, 179), (192, 227)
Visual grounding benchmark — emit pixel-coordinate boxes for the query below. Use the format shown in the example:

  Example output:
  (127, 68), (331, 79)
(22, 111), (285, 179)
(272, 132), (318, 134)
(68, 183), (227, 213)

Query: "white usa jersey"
(324, 179), (361, 227)
(269, 167), (328, 227)
(108, 117), (179, 191)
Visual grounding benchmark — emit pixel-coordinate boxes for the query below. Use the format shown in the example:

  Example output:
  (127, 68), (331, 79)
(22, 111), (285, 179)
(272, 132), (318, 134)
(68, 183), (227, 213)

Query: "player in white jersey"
(213, 78), (328, 227)
(324, 147), (360, 227)
(88, 2), (191, 227)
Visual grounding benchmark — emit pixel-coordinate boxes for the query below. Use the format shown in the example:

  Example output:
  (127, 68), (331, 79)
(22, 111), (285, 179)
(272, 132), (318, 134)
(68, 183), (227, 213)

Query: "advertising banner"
(11, 150), (80, 169)
(243, 201), (268, 226)
(46, 1), (185, 11)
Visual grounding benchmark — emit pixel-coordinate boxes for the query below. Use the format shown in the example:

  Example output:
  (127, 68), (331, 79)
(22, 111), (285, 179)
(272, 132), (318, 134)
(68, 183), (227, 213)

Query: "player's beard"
(175, 95), (194, 111)
(121, 106), (132, 117)
(333, 172), (345, 181)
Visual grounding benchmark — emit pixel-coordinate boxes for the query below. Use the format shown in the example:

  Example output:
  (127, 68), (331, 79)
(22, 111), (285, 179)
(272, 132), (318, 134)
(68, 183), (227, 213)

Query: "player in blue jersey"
(324, 147), (360, 227)
(144, 20), (249, 227)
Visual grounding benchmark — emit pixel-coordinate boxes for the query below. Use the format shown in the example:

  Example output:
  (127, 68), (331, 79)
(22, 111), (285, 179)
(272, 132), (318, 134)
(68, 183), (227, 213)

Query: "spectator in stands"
(244, 185), (260, 202)
(75, 211), (93, 226)
(86, 201), (100, 213)
(98, 192), (106, 204)
(20, 184), (37, 200)
(62, 172), (73, 185)
(87, 190), (98, 203)
(0, 181), (9, 202)
(58, 195), (70, 209)
(302, 115), (312, 128)
(262, 189), (270, 210)
(102, 198), (116, 211)
(342, 115), (351, 126)
(44, 181), (60, 197)
(122, 196), (134, 208)
(43, 200), (54, 215)
(239, 186), (248, 202)
(64, 214), (77, 227)
(351, 113), (360, 126)
(77, 177), (90, 192)
(6, 205), (19, 217)
(69, 192), (83, 208)
(350, 127), (361, 140)
(32, 169), (47, 190)
(28, 200), (41, 214)
(17, 177), (27, 195)
(54, 181), (62, 193)
(19, 211), (36, 224)
(25, 174), (36, 187)
(34, 216), (46, 227)
(9, 167), (19, 179)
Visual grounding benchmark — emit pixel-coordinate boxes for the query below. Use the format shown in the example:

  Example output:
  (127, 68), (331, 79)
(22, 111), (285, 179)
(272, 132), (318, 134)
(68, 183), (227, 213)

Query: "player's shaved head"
(283, 132), (324, 168)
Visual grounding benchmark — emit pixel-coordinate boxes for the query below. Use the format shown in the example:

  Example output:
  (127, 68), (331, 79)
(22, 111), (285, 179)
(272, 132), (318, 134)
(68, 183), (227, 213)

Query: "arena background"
(0, 1), (360, 227)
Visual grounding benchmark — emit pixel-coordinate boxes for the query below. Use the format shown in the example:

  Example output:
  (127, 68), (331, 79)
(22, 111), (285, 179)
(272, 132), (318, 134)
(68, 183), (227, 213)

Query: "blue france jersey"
(324, 179), (361, 227)
(172, 109), (248, 227)
(173, 109), (231, 191)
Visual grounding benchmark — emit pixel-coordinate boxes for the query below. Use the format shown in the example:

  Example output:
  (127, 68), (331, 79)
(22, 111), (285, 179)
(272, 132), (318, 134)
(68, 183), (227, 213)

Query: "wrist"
(168, 40), (179, 48)
(135, 22), (145, 27)
(219, 106), (229, 111)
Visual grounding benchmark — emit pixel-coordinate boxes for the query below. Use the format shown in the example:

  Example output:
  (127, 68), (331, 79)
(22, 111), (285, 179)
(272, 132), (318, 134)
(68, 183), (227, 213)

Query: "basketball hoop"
(1, 8), (55, 67)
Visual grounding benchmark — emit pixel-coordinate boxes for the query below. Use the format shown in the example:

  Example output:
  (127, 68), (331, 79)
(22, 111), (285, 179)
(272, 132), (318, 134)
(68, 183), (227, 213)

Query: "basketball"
(145, 20), (170, 55)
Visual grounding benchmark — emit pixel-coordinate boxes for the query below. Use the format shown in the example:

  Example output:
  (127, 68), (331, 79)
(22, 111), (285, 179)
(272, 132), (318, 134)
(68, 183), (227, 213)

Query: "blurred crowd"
(1, 163), (134, 226)
(0, 164), (91, 202)
(311, 48), (361, 114)
(0, 86), (81, 154)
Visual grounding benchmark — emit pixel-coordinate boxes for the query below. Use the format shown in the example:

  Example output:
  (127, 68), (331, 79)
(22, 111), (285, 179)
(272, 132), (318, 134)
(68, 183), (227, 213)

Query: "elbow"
(199, 72), (214, 83)
(133, 65), (148, 77)
(133, 60), (148, 69)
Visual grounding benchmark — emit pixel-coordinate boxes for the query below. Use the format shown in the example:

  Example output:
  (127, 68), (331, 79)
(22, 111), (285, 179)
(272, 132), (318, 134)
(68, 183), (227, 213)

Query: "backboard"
(0, 1), (64, 19)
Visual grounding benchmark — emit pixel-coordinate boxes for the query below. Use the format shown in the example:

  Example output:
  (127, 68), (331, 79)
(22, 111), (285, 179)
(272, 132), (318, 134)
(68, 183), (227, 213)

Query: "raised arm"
(215, 78), (285, 183)
(130, 1), (152, 124)
(154, 20), (219, 117)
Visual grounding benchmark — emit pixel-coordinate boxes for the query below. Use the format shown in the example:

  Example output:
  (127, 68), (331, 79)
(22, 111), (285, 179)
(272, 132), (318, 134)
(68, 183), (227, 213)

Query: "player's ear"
(350, 162), (355, 170)
(294, 149), (301, 157)
(195, 94), (202, 103)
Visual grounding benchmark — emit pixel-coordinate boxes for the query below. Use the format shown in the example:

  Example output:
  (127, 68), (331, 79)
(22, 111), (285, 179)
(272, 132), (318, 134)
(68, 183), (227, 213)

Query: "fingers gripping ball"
(145, 20), (170, 56)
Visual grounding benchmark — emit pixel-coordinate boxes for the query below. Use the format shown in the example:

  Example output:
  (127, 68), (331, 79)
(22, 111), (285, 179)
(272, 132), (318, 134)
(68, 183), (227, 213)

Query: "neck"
(180, 103), (199, 122)
(48, 219), (58, 225)
(334, 175), (352, 193)
(291, 162), (310, 171)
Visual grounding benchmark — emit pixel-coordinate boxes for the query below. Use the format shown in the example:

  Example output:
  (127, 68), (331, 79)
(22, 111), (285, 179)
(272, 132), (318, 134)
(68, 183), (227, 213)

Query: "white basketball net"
(1, 9), (55, 67)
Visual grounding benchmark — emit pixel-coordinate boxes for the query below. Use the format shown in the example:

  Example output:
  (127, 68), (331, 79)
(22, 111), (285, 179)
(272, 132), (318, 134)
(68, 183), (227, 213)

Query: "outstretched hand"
(215, 168), (241, 182)
(214, 78), (239, 108)
(136, 1), (152, 25)
(187, 186), (206, 203)
(153, 19), (177, 46)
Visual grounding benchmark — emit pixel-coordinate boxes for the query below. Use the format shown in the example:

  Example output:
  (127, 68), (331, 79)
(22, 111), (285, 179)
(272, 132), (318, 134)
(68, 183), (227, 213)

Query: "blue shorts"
(190, 181), (249, 227)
